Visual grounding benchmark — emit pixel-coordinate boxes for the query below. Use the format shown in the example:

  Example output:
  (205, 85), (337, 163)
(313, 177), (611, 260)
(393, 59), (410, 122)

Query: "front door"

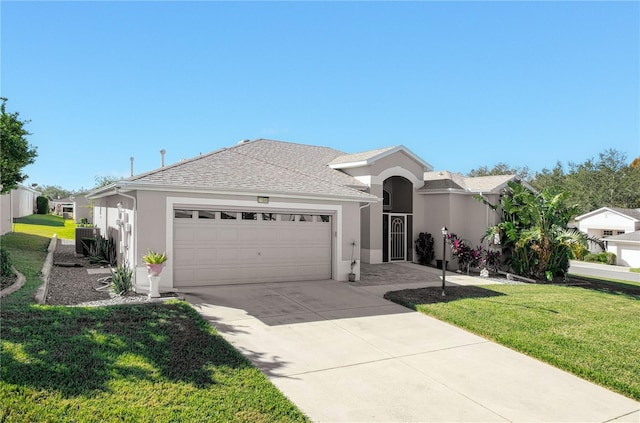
(389, 214), (406, 261)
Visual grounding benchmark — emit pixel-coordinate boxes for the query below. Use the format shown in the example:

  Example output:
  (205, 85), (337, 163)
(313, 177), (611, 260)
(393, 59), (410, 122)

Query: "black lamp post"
(441, 227), (448, 296)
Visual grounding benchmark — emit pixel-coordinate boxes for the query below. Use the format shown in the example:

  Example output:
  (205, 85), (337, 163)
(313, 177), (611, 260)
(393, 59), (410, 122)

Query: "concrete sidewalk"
(183, 272), (639, 422)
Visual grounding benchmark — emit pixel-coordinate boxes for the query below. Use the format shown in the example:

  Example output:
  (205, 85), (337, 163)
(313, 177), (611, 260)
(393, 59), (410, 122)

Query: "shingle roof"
(329, 146), (399, 166)
(605, 231), (640, 242)
(610, 208), (640, 221)
(329, 145), (433, 170)
(420, 172), (516, 193)
(127, 139), (375, 201)
(576, 207), (640, 222)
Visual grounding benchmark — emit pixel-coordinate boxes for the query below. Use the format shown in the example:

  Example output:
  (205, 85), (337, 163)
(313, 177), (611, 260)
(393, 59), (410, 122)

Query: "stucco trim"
(164, 196), (344, 288)
(376, 166), (425, 189)
(330, 145), (434, 171)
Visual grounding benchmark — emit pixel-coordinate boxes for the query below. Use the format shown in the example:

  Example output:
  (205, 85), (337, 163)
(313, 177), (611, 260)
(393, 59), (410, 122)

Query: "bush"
(36, 196), (49, 214)
(414, 232), (435, 265)
(605, 252), (617, 265)
(0, 246), (13, 276)
(583, 252), (616, 265)
(111, 262), (133, 295)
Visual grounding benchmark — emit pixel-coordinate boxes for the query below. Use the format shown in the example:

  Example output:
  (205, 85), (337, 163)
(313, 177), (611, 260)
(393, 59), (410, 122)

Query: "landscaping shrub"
(111, 262), (133, 295)
(606, 252), (617, 265)
(584, 252), (617, 265)
(36, 196), (49, 214)
(0, 246), (12, 276)
(414, 232), (435, 265)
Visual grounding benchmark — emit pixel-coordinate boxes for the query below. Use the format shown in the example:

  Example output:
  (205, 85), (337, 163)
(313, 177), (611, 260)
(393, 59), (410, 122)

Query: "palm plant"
(478, 181), (589, 281)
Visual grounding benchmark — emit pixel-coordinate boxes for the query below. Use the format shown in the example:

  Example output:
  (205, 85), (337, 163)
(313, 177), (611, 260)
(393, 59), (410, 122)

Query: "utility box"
(75, 227), (101, 255)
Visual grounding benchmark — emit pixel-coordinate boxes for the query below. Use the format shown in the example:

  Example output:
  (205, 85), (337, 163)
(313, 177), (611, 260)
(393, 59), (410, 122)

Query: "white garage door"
(173, 210), (332, 286)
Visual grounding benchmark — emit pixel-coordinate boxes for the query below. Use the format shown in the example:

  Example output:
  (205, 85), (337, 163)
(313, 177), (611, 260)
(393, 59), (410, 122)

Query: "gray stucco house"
(88, 139), (517, 293)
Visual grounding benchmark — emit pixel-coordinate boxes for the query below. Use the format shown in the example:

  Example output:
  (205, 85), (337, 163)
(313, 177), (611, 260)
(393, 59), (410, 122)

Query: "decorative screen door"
(389, 215), (405, 261)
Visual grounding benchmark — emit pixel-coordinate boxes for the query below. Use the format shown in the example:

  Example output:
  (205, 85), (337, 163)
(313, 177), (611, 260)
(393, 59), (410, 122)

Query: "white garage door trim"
(164, 196), (343, 288)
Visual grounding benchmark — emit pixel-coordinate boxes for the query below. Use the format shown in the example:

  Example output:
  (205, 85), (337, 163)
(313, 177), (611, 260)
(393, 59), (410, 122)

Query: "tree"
(0, 98), (37, 193)
(530, 161), (565, 193)
(631, 157), (640, 168)
(467, 162), (531, 181)
(564, 149), (640, 214)
(39, 185), (73, 200)
(94, 175), (121, 188)
(531, 149), (640, 215)
(479, 181), (588, 281)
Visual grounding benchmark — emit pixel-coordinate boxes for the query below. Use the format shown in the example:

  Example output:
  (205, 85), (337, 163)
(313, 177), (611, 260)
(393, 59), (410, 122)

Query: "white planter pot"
(147, 274), (161, 298)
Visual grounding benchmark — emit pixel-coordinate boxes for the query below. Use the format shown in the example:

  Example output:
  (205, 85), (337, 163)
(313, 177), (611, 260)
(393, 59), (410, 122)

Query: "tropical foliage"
(142, 250), (167, 264)
(446, 233), (501, 275)
(478, 181), (588, 281)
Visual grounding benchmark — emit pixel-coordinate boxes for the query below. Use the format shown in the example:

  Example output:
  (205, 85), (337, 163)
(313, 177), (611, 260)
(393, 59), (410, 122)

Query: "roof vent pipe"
(130, 157), (134, 176)
(237, 139), (251, 145)
(160, 149), (166, 167)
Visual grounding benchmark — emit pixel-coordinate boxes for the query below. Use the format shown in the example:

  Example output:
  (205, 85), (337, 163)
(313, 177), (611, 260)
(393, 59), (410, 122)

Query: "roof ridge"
(230, 146), (369, 196)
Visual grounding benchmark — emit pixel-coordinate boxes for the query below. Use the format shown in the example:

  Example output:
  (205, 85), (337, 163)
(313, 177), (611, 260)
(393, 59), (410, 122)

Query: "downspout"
(115, 187), (137, 272)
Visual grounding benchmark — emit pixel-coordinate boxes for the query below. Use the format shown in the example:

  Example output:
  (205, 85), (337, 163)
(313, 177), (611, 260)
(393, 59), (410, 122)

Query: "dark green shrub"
(36, 196), (49, 214)
(583, 252), (616, 265)
(83, 236), (117, 266)
(111, 262), (133, 295)
(414, 232), (435, 265)
(583, 253), (599, 263)
(605, 252), (616, 265)
(0, 246), (13, 277)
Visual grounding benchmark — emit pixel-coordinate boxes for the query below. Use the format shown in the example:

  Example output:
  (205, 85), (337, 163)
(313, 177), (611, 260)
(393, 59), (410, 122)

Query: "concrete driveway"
(183, 263), (639, 422)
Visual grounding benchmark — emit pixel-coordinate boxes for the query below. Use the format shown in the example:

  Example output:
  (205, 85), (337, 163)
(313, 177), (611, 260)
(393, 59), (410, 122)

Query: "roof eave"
(88, 181), (380, 204)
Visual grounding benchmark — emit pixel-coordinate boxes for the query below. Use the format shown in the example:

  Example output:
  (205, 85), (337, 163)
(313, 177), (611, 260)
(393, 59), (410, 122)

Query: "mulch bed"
(384, 276), (640, 305)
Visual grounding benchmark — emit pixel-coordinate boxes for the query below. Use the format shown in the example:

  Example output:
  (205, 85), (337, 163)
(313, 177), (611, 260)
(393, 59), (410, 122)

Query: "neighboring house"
(88, 139), (522, 293)
(50, 197), (76, 219)
(604, 231), (640, 268)
(0, 184), (41, 235)
(574, 207), (640, 252)
(50, 194), (94, 223)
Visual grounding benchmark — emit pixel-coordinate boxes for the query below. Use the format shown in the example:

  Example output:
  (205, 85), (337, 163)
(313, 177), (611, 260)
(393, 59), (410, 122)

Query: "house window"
(242, 212), (257, 220)
(197, 210), (216, 219)
(603, 230), (613, 236)
(174, 209), (193, 219)
(383, 189), (392, 211)
(221, 212), (237, 220)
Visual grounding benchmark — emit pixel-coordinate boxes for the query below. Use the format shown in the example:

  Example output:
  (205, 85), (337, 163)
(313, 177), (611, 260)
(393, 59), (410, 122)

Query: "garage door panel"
(174, 211), (332, 286)
(195, 226), (219, 241)
(218, 228), (239, 242)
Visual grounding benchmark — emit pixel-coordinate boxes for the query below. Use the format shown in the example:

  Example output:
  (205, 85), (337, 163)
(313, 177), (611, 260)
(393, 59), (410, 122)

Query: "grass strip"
(385, 283), (640, 401)
(1, 233), (308, 422)
(13, 214), (76, 240)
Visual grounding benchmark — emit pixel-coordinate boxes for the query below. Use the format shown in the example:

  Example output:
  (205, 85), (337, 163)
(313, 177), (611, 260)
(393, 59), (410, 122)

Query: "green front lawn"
(385, 283), (640, 401)
(13, 214), (76, 240)
(0, 233), (308, 423)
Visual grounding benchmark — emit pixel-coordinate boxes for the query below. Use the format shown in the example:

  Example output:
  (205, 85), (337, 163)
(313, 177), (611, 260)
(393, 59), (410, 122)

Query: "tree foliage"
(479, 181), (588, 281)
(39, 185), (73, 200)
(94, 175), (121, 188)
(0, 98), (38, 193)
(531, 149), (640, 215)
(467, 162), (531, 181)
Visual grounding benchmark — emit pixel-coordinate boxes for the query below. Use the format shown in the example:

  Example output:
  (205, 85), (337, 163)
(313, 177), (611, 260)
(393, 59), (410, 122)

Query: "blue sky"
(2, 1), (638, 192)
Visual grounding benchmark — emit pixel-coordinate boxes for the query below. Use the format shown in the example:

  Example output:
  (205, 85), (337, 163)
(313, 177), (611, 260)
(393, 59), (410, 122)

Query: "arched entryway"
(382, 176), (413, 262)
